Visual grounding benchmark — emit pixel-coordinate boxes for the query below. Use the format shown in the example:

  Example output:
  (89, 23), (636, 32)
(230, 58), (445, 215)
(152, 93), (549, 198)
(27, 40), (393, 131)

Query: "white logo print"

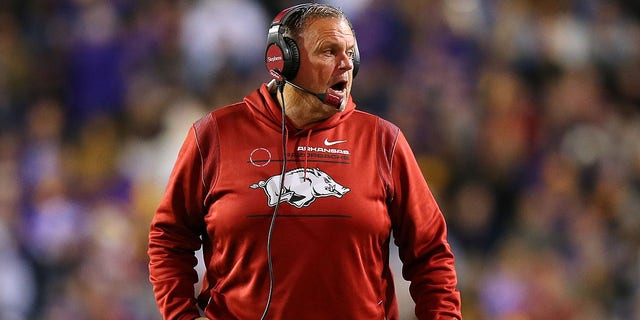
(249, 148), (272, 167)
(323, 138), (347, 146)
(250, 168), (350, 208)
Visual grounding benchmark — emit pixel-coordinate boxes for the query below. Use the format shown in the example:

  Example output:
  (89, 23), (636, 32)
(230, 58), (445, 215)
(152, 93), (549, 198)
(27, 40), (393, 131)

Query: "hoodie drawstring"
(303, 129), (312, 180)
(284, 127), (289, 164)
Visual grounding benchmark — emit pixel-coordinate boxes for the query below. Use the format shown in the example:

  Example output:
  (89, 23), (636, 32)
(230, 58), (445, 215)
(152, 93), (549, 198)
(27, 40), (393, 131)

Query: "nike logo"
(324, 138), (347, 146)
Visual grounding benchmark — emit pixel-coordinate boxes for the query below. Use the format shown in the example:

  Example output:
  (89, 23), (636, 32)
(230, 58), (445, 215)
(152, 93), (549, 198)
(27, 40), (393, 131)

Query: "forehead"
(299, 17), (354, 44)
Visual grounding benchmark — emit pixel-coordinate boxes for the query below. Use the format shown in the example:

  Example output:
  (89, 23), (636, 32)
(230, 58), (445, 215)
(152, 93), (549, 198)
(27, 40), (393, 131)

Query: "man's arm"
(148, 126), (209, 320)
(387, 130), (462, 319)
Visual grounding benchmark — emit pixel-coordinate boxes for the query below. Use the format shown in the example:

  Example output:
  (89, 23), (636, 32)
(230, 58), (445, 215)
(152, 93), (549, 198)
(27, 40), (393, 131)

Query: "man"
(148, 3), (462, 319)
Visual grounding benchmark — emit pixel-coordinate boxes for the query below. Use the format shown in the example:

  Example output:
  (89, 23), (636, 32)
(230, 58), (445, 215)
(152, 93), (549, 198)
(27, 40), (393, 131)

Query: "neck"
(276, 82), (338, 129)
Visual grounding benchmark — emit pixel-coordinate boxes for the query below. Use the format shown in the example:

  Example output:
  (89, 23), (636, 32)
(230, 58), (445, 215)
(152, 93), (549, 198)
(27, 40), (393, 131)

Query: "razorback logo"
(250, 167), (350, 208)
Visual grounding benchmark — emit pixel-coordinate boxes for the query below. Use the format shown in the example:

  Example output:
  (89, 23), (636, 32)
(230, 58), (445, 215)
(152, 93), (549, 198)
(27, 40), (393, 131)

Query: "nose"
(338, 52), (354, 72)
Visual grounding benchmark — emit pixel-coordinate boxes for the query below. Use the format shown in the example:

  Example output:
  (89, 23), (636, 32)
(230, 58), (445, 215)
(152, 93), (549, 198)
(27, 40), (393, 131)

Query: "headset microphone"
(284, 79), (343, 109)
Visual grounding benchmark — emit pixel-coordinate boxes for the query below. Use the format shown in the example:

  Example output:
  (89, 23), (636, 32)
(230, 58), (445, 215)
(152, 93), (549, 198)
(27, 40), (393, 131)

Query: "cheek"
(298, 57), (336, 85)
(297, 61), (325, 79)
(314, 61), (336, 77)
(309, 66), (334, 85)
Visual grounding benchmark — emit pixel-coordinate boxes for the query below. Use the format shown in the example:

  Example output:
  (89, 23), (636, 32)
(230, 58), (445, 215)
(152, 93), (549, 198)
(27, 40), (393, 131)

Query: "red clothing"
(148, 83), (461, 319)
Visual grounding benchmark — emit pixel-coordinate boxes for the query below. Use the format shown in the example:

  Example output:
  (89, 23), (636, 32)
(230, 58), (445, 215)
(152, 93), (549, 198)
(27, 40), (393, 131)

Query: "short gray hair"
(281, 3), (354, 39)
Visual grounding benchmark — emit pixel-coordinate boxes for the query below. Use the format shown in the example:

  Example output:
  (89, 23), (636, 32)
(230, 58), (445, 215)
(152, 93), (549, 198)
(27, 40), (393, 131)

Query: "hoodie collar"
(243, 81), (356, 136)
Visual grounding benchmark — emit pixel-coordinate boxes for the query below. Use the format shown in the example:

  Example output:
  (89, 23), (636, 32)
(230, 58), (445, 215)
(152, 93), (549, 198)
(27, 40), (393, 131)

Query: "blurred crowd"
(1, 0), (639, 319)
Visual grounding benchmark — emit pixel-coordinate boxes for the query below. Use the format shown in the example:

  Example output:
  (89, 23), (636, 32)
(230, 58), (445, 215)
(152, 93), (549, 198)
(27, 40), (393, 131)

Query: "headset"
(265, 3), (360, 81)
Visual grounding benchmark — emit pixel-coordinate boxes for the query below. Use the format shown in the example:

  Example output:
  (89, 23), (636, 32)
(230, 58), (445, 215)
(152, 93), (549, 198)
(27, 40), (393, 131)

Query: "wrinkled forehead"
(298, 17), (355, 44)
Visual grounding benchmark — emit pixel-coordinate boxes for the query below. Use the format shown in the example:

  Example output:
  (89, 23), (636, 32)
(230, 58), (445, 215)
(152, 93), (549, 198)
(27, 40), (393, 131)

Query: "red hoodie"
(148, 82), (461, 320)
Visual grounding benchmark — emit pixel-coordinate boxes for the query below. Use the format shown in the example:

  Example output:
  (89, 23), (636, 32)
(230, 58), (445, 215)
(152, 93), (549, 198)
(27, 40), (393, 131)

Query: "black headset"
(265, 3), (360, 81)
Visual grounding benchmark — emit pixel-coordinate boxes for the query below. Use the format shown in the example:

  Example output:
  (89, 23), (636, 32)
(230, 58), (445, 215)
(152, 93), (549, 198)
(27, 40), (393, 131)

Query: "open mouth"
(330, 80), (347, 92)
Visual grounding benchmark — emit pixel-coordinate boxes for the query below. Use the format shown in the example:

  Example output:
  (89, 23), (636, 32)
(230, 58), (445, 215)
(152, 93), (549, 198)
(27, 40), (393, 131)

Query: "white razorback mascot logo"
(250, 168), (350, 208)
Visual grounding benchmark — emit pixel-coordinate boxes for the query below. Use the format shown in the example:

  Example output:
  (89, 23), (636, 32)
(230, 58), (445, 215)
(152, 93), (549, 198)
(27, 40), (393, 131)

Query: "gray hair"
(282, 3), (354, 39)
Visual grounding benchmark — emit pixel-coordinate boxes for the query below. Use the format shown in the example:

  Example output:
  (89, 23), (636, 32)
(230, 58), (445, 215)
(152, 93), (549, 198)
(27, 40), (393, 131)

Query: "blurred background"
(1, 0), (639, 319)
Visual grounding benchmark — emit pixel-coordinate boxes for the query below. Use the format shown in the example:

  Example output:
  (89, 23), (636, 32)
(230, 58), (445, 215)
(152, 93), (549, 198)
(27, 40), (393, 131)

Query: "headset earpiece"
(351, 40), (360, 78)
(265, 5), (304, 81)
(281, 37), (300, 80)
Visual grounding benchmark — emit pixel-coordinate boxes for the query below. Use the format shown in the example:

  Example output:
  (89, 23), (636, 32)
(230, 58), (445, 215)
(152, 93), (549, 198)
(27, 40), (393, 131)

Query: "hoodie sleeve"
(148, 119), (213, 320)
(383, 122), (462, 319)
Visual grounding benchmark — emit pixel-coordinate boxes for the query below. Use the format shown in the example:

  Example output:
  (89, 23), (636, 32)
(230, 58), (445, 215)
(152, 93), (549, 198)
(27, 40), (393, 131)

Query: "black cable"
(260, 81), (287, 320)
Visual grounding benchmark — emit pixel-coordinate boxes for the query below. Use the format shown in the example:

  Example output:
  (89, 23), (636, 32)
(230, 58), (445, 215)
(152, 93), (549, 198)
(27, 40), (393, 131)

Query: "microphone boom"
(284, 80), (343, 109)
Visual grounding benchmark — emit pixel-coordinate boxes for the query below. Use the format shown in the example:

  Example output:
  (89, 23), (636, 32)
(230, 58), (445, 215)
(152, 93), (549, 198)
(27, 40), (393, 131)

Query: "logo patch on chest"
(250, 168), (350, 208)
